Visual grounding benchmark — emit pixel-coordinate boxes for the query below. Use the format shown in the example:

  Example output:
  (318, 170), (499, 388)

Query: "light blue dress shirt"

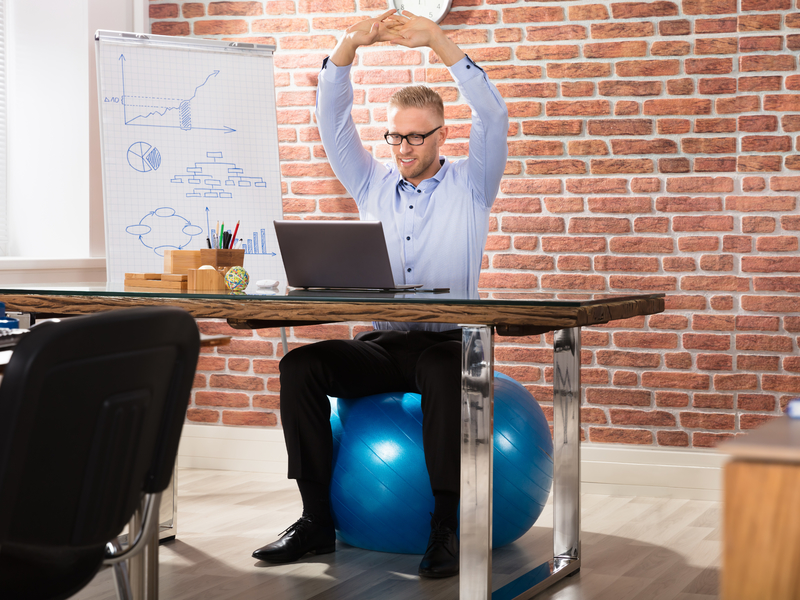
(315, 55), (509, 331)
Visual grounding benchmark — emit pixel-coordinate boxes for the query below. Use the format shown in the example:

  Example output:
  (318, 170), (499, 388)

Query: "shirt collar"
(396, 157), (449, 191)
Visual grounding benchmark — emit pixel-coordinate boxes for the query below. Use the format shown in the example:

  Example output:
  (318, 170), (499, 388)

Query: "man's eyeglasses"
(384, 126), (442, 146)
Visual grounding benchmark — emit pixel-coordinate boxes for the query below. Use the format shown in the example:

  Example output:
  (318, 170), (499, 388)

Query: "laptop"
(273, 220), (423, 291)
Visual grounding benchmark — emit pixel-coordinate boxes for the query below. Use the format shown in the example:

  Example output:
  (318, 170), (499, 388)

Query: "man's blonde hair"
(388, 85), (445, 121)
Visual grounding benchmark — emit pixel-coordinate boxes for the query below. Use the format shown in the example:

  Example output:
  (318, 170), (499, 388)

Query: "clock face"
(392, 0), (453, 24)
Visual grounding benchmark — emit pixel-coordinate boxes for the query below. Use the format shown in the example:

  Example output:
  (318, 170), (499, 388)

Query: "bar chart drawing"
(171, 151), (267, 199)
(125, 207), (204, 256)
(246, 228), (277, 255)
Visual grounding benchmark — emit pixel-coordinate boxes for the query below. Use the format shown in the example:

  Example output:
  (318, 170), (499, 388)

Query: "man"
(253, 10), (508, 578)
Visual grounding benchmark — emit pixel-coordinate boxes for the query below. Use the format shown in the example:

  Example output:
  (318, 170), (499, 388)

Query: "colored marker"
(219, 222), (224, 248)
(231, 221), (240, 249)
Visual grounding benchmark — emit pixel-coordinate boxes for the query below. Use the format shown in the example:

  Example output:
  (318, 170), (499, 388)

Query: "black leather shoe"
(252, 515), (335, 563)
(418, 521), (459, 578)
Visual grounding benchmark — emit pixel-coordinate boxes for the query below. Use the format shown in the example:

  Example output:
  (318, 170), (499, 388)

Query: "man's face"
(387, 105), (447, 186)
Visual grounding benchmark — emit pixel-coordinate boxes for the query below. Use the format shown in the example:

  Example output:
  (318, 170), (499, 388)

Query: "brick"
(152, 21), (191, 35)
(696, 17), (737, 33)
(569, 4), (610, 20)
(663, 256), (697, 271)
(194, 19), (249, 34)
(525, 159), (586, 174)
(591, 22), (655, 38)
(678, 236), (719, 252)
(716, 95), (761, 114)
(222, 411), (277, 426)
(610, 275), (676, 290)
(658, 431), (690, 446)
(585, 41), (648, 58)
(541, 236), (607, 252)
(151, 4), (179, 18)
(693, 314), (735, 331)
(610, 237), (674, 253)
(722, 235), (754, 253)
(591, 158), (653, 174)
(557, 255), (591, 270)
(209, 374), (265, 391)
(785, 357), (800, 372)
(546, 100), (610, 116)
(756, 236), (799, 252)
(764, 94), (800, 111)
(611, 1), (679, 18)
(441, 9), (497, 25)
(517, 44), (580, 60)
(569, 217), (631, 234)
(501, 179), (561, 194)
(616, 60), (680, 77)
(682, 0), (736, 14)
(741, 295), (800, 312)
(596, 350), (661, 367)
(614, 331), (678, 349)
(526, 25), (587, 41)
(588, 119), (653, 136)
(665, 295), (707, 310)
(562, 82), (595, 97)
(694, 118), (736, 134)
(658, 157), (690, 173)
(738, 394), (775, 410)
(644, 99), (711, 115)
(588, 196), (651, 213)
(726, 195), (796, 211)
(698, 77), (737, 95)
(493, 197), (542, 213)
(182, 3), (206, 17)
(740, 35), (784, 52)
(587, 388), (651, 406)
(609, 408), (676, 426)
(696, 37), (738, 54)
(738, 14), (781, 31)
(741, 135), (792, 152)
(548, 62), (611, 78)
(743, 0), (790, 8)
(685, 57), (733, 74)
(568, 140), (609, 155)
(714, 373), (759, 390)
(493, 254), (554, 270)
(655, 41), (693, 56)
(684, 333), (731, 351)
(522, 120), (582, 136)
(613, 371), (638, 386)
(695, 157), (737, 172)
(680, 411), (734, 429)
(666, 176), (733, 193)
(738, 355), (780, 371)
(788, 75), (800, 90)
(700, 254), (734, 270)
(658, 119), (691, 134)
(478, 273), (539, 289)
(682, 275), (750, 290)
(693, 432), (736, 447)
(738, 155), (783, 172)
(537, 272), (605, 290)
(661, 19), (691, 35)
(668, 78), (694, 95)
(693, 393), (734, 408)
(739, 115), (779, 132)
(656, 391), (690, 407)
(665, 352), (693, 368)
(673, 215), (733, 231)
(497, 82), (559, 98)
(741, 54), (796, 72)
(611, 139), (677, 154)
(209, 1), (264, 15)
(644, 371), (710, 389)
(742, 178), (767, 192)
(790, 34), (800, 50)
(616, 101), (641, 115)
(501, 216), (565, 233)
(195, 391), (250, 407)
(632, 177), (662, 192)
(566, 178), (628, 194)
(763, 374), (800, 393)
(503, 6), (564, 22)
(736, 334), (794, 352)
(787, 156), (800, 170)
(589, 427), (653, 444)
(595, 256), (660, 272)
(187, 408), (219, 423)
(682, 137), (736, 153)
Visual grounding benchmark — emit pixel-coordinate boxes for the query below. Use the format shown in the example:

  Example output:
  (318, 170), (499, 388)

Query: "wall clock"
(392, 0), (453, 24)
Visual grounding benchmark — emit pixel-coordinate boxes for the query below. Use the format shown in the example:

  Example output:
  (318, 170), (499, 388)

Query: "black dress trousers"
(279, 328), (462, 495)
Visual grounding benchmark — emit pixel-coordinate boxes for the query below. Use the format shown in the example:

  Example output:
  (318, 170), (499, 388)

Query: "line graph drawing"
(171, 151), (267, 198)
(126, 207), (204, 256)
(114, 55), (236, 134)
(127, 142), (162, 172)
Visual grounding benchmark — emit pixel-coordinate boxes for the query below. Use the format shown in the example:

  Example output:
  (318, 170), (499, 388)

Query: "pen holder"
(199, 249), (245, 277)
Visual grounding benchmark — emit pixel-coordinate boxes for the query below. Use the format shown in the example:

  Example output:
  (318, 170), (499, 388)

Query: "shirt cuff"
(447, 55), (484, 83)
(319, 56), (353, 83)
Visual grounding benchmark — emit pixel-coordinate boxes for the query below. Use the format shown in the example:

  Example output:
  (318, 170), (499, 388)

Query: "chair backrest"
(0, 307), (200, 549)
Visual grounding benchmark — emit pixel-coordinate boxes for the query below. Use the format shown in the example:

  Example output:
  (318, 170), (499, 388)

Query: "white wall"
(3, 0), (144, 262)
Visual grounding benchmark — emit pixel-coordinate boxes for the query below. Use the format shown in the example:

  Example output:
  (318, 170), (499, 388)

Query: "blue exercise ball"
(328, 372), (553, 554)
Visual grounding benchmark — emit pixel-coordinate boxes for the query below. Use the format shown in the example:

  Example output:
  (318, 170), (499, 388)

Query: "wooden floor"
(72, 469), (720, 600)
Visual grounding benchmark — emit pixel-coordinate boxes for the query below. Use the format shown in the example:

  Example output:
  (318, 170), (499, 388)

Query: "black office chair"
(0, 307), (200, 600)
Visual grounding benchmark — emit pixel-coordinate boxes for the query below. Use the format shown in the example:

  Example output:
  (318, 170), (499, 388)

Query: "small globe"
(224, 266), (249, 291)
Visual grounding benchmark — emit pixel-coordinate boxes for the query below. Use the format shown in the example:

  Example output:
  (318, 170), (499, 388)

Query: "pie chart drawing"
(127, 142), (162, 172)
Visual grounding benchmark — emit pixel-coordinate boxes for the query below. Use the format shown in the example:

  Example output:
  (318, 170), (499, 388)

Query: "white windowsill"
(0, 256), (107, 284)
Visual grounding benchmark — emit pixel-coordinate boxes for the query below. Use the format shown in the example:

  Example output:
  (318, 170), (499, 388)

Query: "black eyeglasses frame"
(383, 126), (443, 146)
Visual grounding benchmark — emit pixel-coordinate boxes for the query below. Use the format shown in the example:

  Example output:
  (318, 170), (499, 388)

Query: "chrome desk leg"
(128, 496), (161, 600)
(492, 327), (582, 600)
(159, 469), (177, 542)
(460, 325), (494, 600)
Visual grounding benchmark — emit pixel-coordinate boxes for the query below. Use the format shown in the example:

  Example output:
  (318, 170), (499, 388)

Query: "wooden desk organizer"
(163, 249), (245, 292)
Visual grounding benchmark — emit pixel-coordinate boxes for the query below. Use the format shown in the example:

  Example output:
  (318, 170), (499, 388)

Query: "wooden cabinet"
(721, 417), (800, 600)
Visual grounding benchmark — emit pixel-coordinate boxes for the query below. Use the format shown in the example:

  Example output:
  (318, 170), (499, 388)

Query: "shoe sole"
(253, 544), (336, 564)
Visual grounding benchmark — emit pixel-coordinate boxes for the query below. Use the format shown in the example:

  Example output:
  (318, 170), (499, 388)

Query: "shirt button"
(466, 65), (471, 69)
(409, 205), (414, 209)
(407, 268), (412, 272)
(417, 189), (421, 194)
(406, 236), (411, 240)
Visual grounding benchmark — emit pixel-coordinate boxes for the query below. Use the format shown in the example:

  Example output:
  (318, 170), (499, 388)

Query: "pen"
(219, 222), (224, 249)
(206, 237), (211, 248)
(231, 221), (240, 248)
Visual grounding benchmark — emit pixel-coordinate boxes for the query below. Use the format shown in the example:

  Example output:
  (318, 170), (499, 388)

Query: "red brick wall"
(152, 0), (800, 449)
